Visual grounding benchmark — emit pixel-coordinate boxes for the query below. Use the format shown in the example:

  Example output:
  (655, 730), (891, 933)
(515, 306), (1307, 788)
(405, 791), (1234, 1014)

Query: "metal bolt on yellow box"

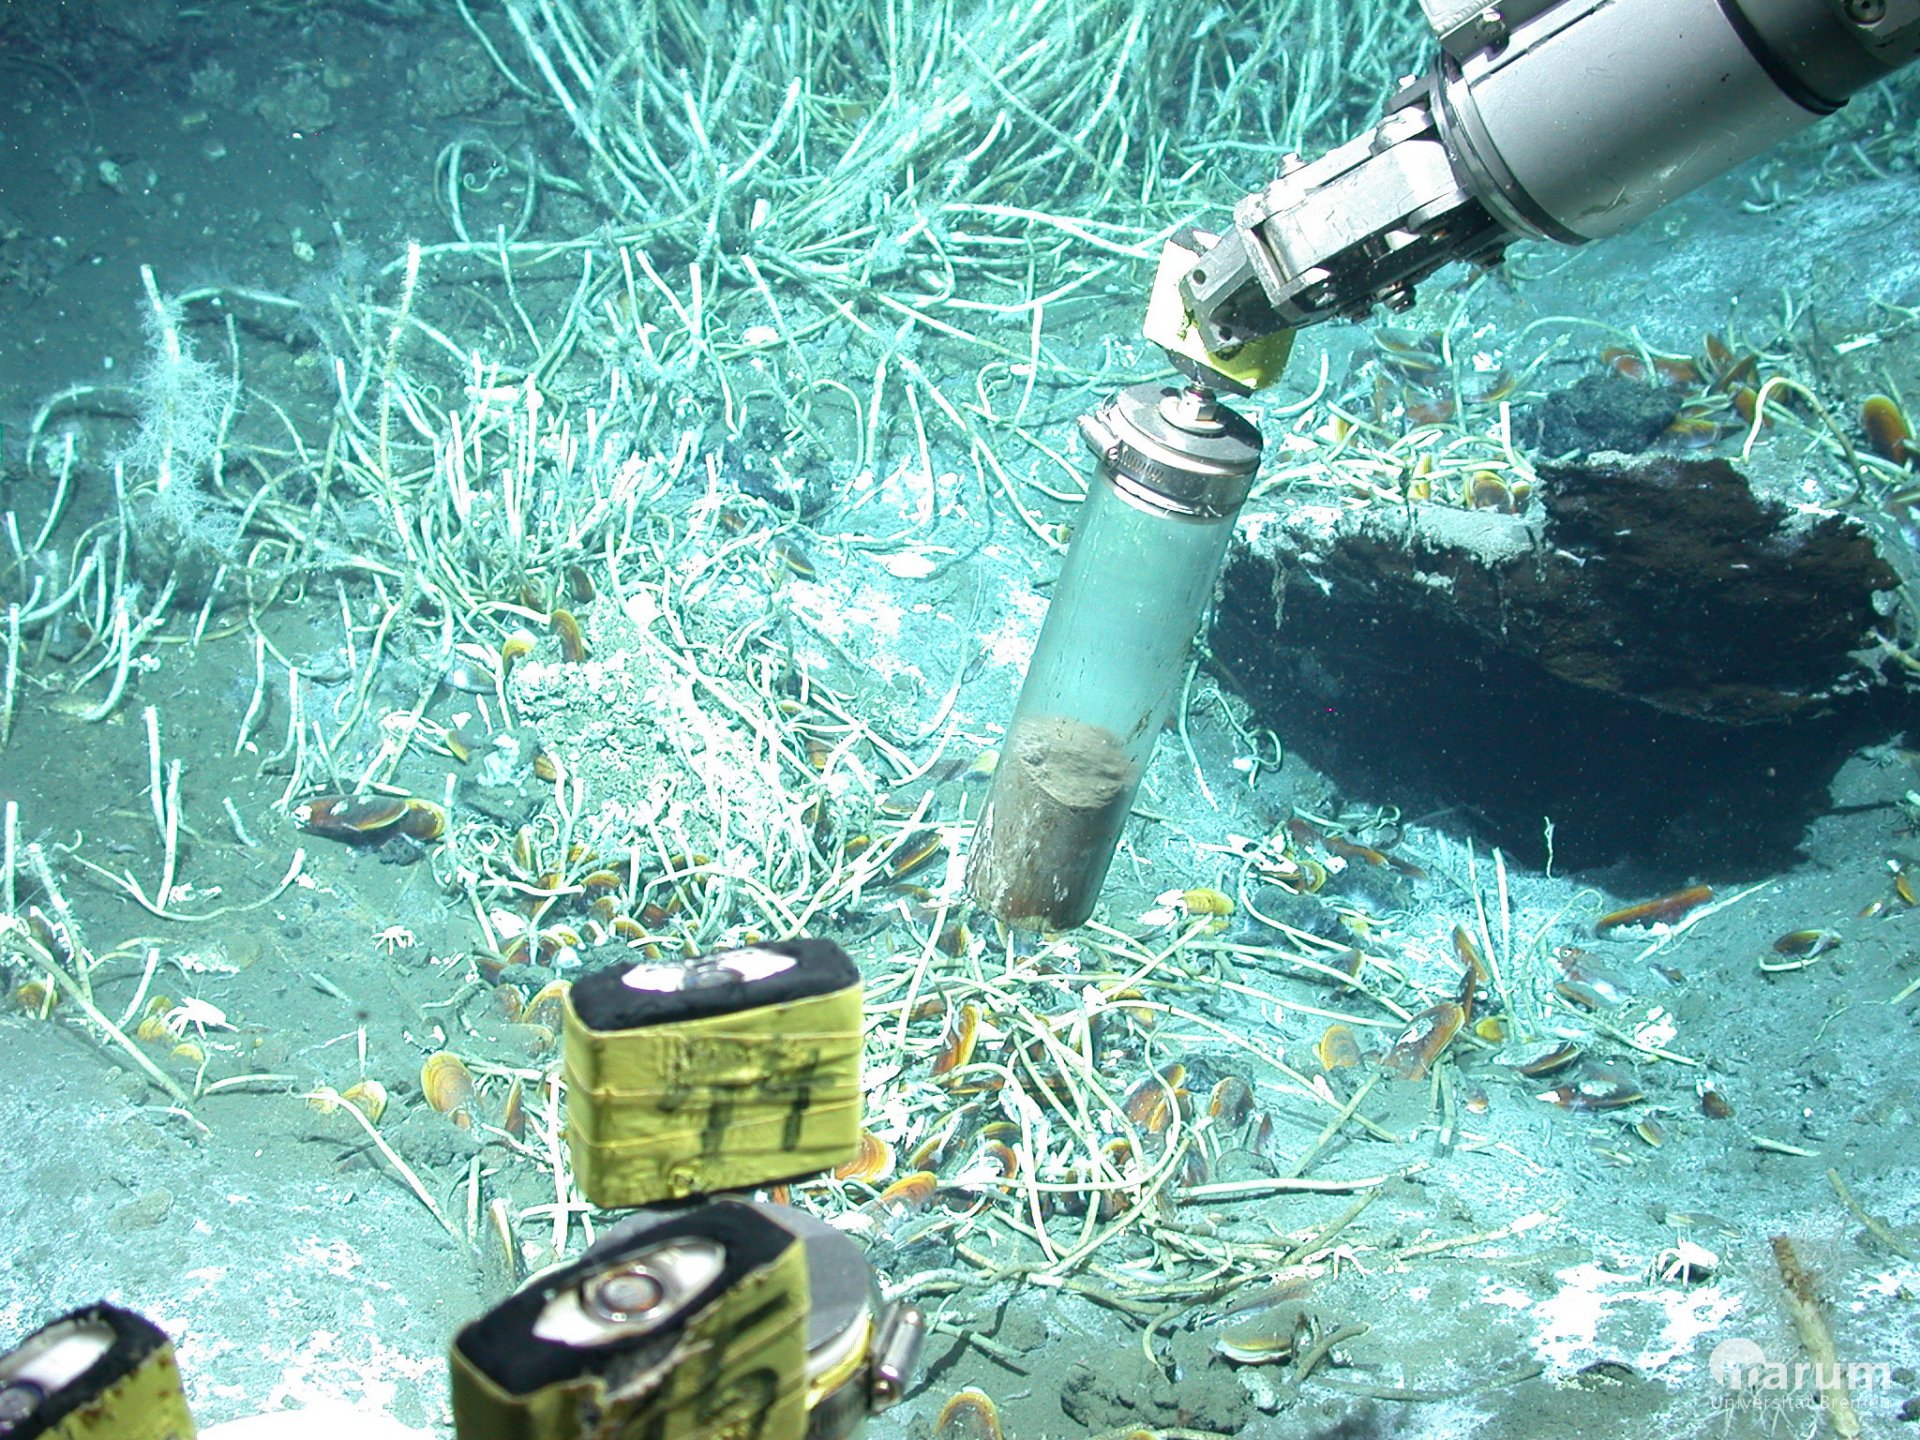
(562, 938), (863, 1208)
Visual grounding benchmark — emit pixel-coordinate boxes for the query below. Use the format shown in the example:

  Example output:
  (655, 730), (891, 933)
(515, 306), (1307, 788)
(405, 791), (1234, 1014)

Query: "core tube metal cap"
(1077, 380), (1263, 519)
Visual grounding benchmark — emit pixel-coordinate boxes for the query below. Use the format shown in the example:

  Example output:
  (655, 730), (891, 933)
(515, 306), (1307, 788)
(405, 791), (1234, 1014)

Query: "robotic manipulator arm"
(970, 0), (1920, 936)
(1165, 0), (1920, 391)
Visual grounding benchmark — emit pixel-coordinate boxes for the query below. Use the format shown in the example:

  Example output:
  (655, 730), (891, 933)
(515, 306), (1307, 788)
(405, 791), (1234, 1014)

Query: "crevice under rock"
(1210, 452), (1918, 875)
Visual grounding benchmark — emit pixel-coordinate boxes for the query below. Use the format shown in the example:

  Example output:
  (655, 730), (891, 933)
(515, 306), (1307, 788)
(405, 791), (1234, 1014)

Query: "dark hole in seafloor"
(1209, 550), (1913, 881)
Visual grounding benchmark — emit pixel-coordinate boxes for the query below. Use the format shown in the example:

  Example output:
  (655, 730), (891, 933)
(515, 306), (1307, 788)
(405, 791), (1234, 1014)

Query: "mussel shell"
(1215, 1298), (1313, 1365)
(1517, 1041), (1583, 1077)
(831, 1128), (895, 1184)
(397, 798), (447, 841)
(1771, 928), (1840, 958)
(1209, 1075), (1255, 1126)
(931, 1001), (979, 1078)
(296, 793), (408, 838)
(871, 1170), (937, 1213)
(443, 658), (497, 694)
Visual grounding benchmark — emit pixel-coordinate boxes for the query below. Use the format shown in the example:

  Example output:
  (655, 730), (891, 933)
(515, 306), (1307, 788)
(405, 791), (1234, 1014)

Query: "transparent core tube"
(967, 465), (1244, 931)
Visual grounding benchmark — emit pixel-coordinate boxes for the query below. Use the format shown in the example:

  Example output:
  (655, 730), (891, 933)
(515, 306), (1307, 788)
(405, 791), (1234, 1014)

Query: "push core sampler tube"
(967, 380), (1262, 931)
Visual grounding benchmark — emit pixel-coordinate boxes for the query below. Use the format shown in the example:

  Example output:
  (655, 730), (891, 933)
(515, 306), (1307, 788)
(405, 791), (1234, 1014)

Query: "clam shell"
(1181, 886), (1235, 916)
(421, 1051), (477, 1116)
(1313, 1023), (1362, 1071)
(523, 979), (571, 1033)
(550, 608), (588, 663)
(934, 1389), (1003, 1440)
(500, 1022), (558, 1058)
(341, 1079), (388, 1124)
(500, 1076), (526, 1139)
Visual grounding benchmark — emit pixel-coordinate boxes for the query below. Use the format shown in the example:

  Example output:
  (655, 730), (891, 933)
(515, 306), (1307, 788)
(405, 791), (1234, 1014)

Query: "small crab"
(162, 996), (235, 1040)
(373, 925), (416, 953)
(1649, 1239), (1718, 1286)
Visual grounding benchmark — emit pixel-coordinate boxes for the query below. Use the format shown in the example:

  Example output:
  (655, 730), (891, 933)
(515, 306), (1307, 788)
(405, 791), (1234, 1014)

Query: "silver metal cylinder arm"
(1178, 0), (1920, 353)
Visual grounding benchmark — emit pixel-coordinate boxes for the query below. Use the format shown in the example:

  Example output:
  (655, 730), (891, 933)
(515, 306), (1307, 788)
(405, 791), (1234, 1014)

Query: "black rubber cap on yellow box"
(567, 937), (858, 1031)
